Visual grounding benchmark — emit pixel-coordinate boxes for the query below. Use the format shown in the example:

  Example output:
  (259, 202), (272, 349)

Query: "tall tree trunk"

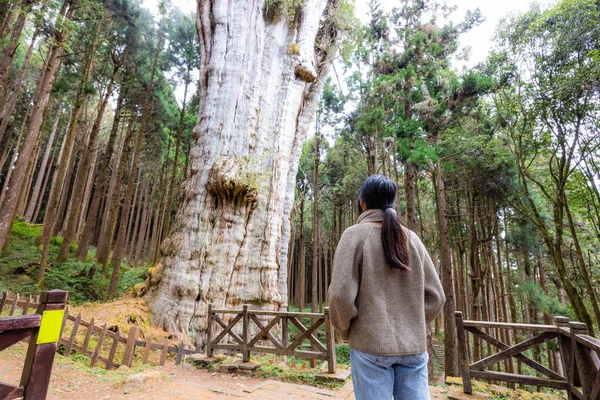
(57, 43), (117, 261)
(563, 194), (600, 330)
(434, 157), (459, 376)
(162, 81), (189, 239)
(109, 34), (163, 298)
(299, 194), (306, 311)
(0, 106), (28, 207)
(24, 111), (60, 221)
(0, 0), (33, 107)
(404, 161), (418, 231)
(77, 85), (127, 260)
(311, 134), (319, 313)
(0, 24), (39, 142)
(0, 0), (73, 251)
(147, 0), (340, 343)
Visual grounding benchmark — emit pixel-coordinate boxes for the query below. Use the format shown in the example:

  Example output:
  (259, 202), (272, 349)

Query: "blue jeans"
(350, 349), (430, 400)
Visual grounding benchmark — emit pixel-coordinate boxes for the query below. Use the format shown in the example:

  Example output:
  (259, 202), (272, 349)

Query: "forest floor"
(0, 344), (564, 400)
(0, 344), (566, 399)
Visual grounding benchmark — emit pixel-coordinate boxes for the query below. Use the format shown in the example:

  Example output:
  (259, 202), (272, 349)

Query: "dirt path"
(1, 345), (564, 399)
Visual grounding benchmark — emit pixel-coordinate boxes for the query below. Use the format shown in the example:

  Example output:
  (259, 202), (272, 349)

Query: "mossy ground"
(0, 219), (147, 303)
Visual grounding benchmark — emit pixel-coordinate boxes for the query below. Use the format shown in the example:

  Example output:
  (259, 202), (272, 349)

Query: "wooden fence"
(455, 311), (600, 399)
(207, 304), (337, 373)
(0, 290), (67, 400)
(0, 292), (196, 371)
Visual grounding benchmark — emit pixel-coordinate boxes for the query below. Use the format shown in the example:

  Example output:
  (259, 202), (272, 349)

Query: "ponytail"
(358, 174), (410, 270)
(381, 208), (410, 270)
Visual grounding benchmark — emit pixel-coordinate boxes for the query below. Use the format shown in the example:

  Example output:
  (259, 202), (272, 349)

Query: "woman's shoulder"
(340, 223), (376, 240)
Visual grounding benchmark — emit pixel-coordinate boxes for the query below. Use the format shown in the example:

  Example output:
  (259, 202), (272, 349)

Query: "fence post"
(569, 322), (595, 398)
(553, 316), (573, 399)
(21, 290), (68, 399)
(455, 311), (472, 394)
(206, 304), (213, 357)
(123, 326), (139, 367)
(324, 307), (336, 374)
(242, 305), (249, 362)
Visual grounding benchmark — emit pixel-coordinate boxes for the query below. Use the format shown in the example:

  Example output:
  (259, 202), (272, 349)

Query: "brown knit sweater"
(328, 209), (445, 356)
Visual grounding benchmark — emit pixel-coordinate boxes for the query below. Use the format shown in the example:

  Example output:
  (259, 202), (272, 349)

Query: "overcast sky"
(142, 0), (555, 105)
(143, 0), (556, 67)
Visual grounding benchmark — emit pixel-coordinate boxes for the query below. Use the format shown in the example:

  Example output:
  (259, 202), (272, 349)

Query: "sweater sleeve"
(328, 228), (363, 340)
(417, 235), (446, 324)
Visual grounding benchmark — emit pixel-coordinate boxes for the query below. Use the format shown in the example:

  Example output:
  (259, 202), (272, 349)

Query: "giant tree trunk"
(147, 0), (340, 343)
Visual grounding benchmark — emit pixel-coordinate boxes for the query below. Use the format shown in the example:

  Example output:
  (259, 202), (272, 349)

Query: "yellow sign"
(37, 310), (65, 344)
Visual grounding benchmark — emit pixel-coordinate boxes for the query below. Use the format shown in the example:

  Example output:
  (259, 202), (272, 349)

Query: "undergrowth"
(0, 219), (147, 303)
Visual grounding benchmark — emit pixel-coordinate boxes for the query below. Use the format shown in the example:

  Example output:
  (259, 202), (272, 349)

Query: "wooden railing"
(455, 311), (600, 399)
(1, 292), (197, 371)
(0, 290), (68, 400)
(207, 304), (337, 373)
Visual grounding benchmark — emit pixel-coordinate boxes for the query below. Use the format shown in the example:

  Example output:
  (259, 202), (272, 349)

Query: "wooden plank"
(0, 314), (40, 330)
(210, 309), (242, 314)
(59, 306), (69, 340)
(281, 316), (288, 350)
(455, 311), (473, 394)
(20, 290), (67, 400)
(122, 326), (139, 367)
(211, 314), (243, 346)
(9, 294), (19, 316)
(39, 290), (68, 304)
(82, 318), (95, 354)
(107, 329), (121, 370)
(175, 341), (185, 365)
(248, 314), (282, 348)
(251, 311), (324, 318)
(463, 320), (558, 332)
(142, 339), (152, 364)
(159, 340), (169, 366)
(90, 323), (108, 368)
(212, 343), (243, 351)
(248, 345), (328, 360)
(212, 313), (243, 344)
(21, 295), (32, 315)
(0, 292), (8, 314)
(288, 317), (326, 353)
(0, 328), (36, 352)
(465, 326), (564, 380)
(591, 367), (600, 400)
(575, 334), (600, 354)
(65, 313), (82, 357)
(470, 332), (556, 372)
(211, 309), (325, 318)
(0, 382), (24, 399)
(470, 370), (569, 390)
(324, 307), (336, 374)
(206, 304), (213, 357)
(242, 305), (249, 362)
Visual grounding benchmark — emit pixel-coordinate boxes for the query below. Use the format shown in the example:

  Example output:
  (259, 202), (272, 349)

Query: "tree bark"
(0, 0), (73, 251)
(57, 43), (118, 261)
(434, 157), (459, 376)
(0, 0), (33, 108)
(0, 24), (39, 142)
(311, 134), (319, 313)
(77, 85), (127, 260)
(24, 111), (60, 222)
(147, 0), (340, 343)
(109, 34), (163, 297)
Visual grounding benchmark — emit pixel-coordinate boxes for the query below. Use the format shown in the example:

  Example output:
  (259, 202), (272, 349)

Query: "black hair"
(358, 175), (409, 270)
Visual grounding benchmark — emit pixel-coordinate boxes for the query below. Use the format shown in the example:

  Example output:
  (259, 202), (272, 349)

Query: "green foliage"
(0, 220), (145, 304)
